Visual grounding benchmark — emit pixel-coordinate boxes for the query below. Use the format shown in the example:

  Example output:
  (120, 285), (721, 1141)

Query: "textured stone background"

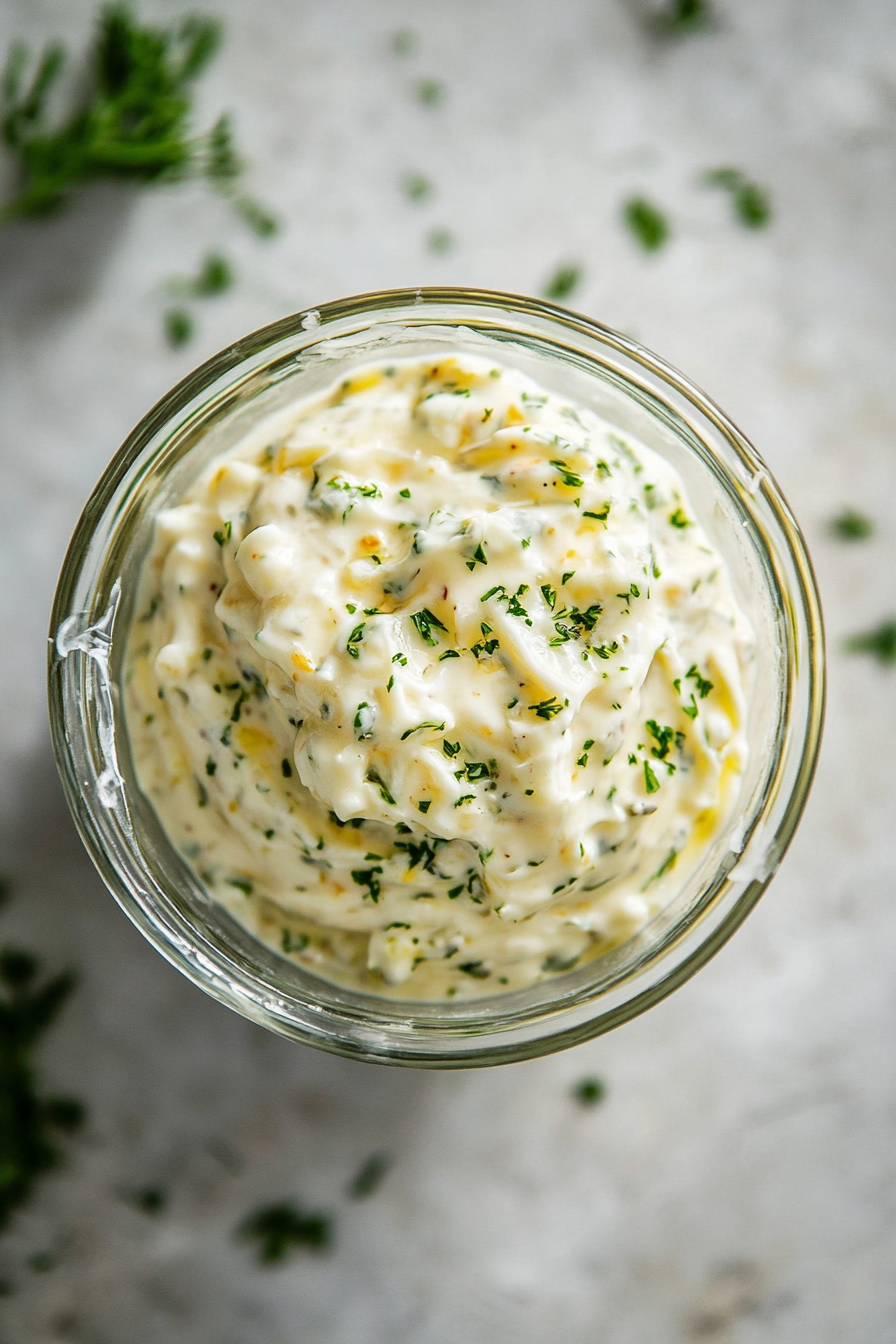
(1, 1), (895, 1340)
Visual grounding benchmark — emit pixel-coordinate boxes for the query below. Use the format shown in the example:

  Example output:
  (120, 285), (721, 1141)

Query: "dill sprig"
(1, 5), (276, 233)
(0, 946), (84, 1234)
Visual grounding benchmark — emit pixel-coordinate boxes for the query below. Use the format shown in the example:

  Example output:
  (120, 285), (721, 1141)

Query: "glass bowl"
(48, 288), (824, 1068)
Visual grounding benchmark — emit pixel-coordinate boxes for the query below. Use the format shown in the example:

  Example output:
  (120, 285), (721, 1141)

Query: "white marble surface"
(1, 1), (896, 1340)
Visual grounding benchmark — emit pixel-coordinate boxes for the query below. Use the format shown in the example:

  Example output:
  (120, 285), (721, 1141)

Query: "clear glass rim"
(48, 286), (825, 1068)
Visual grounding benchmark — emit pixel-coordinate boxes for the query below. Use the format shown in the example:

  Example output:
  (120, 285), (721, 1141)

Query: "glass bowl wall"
(49, 289), (824, 1067)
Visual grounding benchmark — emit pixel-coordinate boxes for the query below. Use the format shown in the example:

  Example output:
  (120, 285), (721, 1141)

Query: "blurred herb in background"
(648, 0), (713, 35)
(348, 1152), (392, 1200)
(703, 167), (772, 229)
(238, 1200), (334, 1264)
(403, 172), (433, 203)
(623, 196), (670, 252)
(416, 79), (444, 106)
(843, 620), (896, 667)
(572, 1076), (606, 1107)
(427, 227), (453, 254)
(167, 251), (234, 298)
(829, 508), (873, 541)
(0, 939), (84, 1235)
(392, 30), (417, 58)
(0, 4), (276, 235)
(543, 264), (583, 302)
(164, 306), (193, 348)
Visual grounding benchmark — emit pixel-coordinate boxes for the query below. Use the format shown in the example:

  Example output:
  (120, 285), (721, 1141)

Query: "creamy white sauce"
(124, 353), (753, 999)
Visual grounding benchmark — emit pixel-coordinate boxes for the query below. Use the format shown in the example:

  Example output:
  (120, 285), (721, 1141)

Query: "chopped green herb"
(458, 960), (490, 978)
(623, 197), (670, 252)
(392, 29), (416, 56)
(365, 767), (396, 806)
(348, 1153), (391, 1200)
(651, 0), (712, 33)
(466, 542), (488, 571)
(561, 571), (575, 585)
(351, 867), (382, 902)
(205, 756), (217, 777)
(417, 78), (444, 105)
(830, 508), (873, 541)
(346, 623), (366, 658)
(541, 583), (557, 611)
(168, 251), (233, 298)
(399, 487), (411, 498)
(281, 758), (292, 778)
(427, 227), (453, 253)
(482, 407), (493, 422)
(213, 520), (232, 547)
(668, 507), (690, 529)
(682, 694), (699, 719)
(646, 720), (677, 760)
(686, 664), (713, 698)
(572, 1077), (606, 1107)
(131, 1186), (166, 1214)
(164, 306), (193, 347)
(442, 740), (461, 758)
(439, 649), (460, 660)
(417, 799), (431, 814)
(528, 696), (566, 720)
(843, 620), (896, 667)
(583, 503), (610, 523)
(550, 460), (584, 489)
(703, 167), (771, 228)
(238, 1201), (333, 1264)
(543, 263), (583, 302)
(409, 608), (447, 646)
(403, 172), (432, 201)
(386, 675), (395, 692)
(643, 761), (660, 794)
(454, 794), (475, 807)
(643, 848), (679, 888)
(226, 877), (253, 896)
(593, 641), (619, 660)
(400, 721), (445, 740)
(353, 703), (376, 740)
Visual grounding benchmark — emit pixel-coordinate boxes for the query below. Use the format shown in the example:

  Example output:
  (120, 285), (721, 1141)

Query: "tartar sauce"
(124, 353), (753, 998)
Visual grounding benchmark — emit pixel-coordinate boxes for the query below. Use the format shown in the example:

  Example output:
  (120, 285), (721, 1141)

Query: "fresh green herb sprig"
(237, 1200), (333, 1264)
(703, 167), (771, 229)
(1, 5), (276, 231)
(0, 945), (84, 1234)
(623, 197), (670, 252)
(843, 619), (896, 667)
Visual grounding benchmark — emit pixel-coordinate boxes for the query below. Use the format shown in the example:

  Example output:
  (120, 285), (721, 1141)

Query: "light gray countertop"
(1, 2), (895, 1340)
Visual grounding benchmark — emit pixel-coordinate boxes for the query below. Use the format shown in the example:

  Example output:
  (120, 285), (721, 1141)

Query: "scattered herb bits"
(543, 264), (583, 302)
(238, 1201), (334, 1264)
(427, 227), (454, 253)
(572, 1076), (606, 1107)
(843, 620), (896, 667)
(164, 307), (194, 348)
(829, 508), (873, 541)
(416, 78), (444, 105)
(348, 1152), (392, 1200)
(623, 197), (670, 252)
(703, 167), (772, 229)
